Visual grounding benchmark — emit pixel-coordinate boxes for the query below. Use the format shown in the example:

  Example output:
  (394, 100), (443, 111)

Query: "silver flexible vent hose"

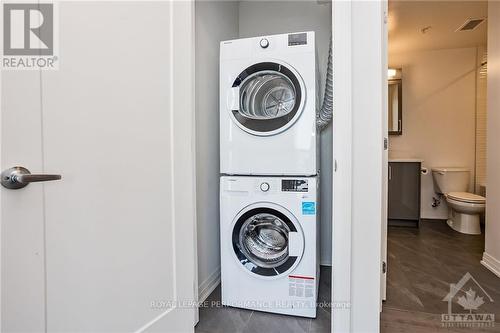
(317, 38), (333, 130)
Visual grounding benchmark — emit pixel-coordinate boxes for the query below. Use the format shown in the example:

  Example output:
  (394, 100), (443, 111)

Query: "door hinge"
(334, 159), (338, 172)
(382, 261), (387, 274)
(384, 137), (388, 150)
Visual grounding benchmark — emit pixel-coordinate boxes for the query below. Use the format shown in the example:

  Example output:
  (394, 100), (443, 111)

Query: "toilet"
(432, 167), (486, 235)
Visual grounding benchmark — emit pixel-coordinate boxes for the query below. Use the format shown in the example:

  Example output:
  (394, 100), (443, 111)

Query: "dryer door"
(229, 62), (306, 136)
(232, 203), (305, 278)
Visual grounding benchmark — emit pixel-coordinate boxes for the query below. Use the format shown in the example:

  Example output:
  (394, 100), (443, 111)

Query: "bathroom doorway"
(382, 1), (500, 331)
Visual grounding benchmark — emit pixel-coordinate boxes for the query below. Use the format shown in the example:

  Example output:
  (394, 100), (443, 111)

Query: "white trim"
(349, 2), (385, 331)
(0, 24), (3, 333)
(332, 1), (352, 332)
(190, 0), (199, 324)
(481, 252), (500, 278)
(169, 1), (198, 329)
(381, 1), (389, 306)
(332, 0), (387, 332)
(198, 268), (221, 303)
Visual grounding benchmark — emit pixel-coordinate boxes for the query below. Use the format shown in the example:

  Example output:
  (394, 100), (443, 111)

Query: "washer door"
(232, 204), (304, 278)
(229, 62), (306, 136)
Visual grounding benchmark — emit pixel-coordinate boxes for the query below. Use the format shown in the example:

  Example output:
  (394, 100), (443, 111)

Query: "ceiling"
(389, 0), (488, 55)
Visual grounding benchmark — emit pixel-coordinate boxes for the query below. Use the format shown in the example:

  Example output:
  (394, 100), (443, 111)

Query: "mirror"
(388, 78), (402, 135)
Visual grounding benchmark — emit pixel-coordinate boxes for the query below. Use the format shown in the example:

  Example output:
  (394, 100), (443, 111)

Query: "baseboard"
(481, 252), (500, 278)
(198, 267), (221, 303)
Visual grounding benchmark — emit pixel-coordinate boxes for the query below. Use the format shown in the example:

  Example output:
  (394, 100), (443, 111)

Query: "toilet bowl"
(432, 167), (486, 235)
(445, 192), (485, 235)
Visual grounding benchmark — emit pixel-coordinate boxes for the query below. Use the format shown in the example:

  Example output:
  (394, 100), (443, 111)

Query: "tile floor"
(195, 266), (331, 333)
(381, 220), (500, 332)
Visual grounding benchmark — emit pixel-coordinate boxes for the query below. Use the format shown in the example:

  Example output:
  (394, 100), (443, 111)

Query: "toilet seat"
(447, 192), (485, 204)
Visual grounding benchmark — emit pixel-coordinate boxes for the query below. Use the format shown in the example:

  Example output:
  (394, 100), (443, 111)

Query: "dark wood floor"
(195, 221), (500, 332)
(382, 220), (500, 332)
(195, 266), (331, 333)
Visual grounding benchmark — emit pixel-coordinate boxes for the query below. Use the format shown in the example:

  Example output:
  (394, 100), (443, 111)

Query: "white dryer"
(220, 32), (318, 176)
(220, 176), (319, 318)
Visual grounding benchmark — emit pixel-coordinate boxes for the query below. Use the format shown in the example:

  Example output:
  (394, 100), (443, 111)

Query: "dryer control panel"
(281, 179), (308, 192)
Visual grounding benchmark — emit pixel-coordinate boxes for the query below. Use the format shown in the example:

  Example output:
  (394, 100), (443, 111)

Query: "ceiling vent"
(456, 18), (486, 32)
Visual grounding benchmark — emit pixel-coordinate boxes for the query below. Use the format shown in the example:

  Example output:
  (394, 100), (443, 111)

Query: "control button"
(260, 38), (269, 49)
(260, 182), (270, 192)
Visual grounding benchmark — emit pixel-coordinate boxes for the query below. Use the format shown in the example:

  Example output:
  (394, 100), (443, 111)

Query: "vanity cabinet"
(388, 162), (421, 227)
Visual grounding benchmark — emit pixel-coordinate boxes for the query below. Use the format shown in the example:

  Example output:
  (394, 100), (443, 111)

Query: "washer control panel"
(260, 182), (270, 192)
(281, 179), (308, 192)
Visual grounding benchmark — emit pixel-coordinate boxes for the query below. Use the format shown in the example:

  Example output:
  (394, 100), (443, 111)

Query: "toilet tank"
(431, 167), (470, 194)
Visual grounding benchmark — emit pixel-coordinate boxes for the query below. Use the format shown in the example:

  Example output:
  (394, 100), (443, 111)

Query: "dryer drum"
(239, 213), (290, 268)
(239, 71), (296, 120)
(230, 62), (303, 134)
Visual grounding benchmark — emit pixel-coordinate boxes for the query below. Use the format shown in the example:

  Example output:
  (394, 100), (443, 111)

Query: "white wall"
(195, 1), (239, 300)
(389, 47), (478, 219)
(482, 1), (500, 278)
(239, 0), (333, 265)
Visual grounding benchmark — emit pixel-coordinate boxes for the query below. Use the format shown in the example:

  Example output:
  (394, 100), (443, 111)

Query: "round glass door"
(239, 71), (296, 120)
(230, 62), (305, 135)
(232, 207), (302, 277)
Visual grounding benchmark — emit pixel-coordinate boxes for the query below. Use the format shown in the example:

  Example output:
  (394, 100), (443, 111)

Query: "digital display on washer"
(288, 33), (307, 46)
(282, 179), (308, 192)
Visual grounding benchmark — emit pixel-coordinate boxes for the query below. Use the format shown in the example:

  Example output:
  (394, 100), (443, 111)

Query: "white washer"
(220, 176), (319, 318)
(220, 32), (318, 176)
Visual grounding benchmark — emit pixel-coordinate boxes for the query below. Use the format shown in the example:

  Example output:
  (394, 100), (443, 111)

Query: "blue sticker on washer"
(302, 202), (316, 215)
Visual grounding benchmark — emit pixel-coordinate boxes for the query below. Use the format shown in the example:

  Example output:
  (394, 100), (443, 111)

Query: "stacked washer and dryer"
(219, 31), (325, 318)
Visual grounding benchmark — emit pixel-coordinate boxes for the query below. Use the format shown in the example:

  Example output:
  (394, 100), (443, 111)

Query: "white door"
(1, 1), (196, 332)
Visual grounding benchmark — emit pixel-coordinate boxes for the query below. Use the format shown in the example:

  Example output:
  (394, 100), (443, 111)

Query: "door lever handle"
(1, 166), (62, 189)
